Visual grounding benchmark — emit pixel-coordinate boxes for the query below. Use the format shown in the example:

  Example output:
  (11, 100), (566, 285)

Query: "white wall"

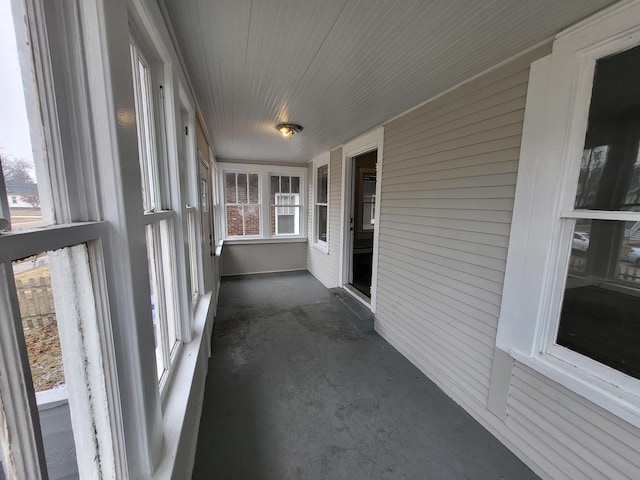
(220, 242), (307, 276)
(368, 43), (640, 480)
(307, 148), (342, 288)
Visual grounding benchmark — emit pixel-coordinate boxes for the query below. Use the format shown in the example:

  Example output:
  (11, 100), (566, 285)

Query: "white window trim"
(311, 152), (330, 253)
(219, 163), (307, 241)
(340, 127), (384, 313)
(497, 0), (640, 428)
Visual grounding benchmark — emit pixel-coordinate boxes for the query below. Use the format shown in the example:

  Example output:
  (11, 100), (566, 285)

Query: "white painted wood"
(161, 0), (615, 163)
(487, 348), (514, 421)
(339, 127), (384, 311)
(49, 245), (118, 479)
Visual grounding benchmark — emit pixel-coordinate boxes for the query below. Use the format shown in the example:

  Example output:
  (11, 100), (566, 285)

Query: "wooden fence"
(569, 256), (640, 283)
(15, 277), (56, 330)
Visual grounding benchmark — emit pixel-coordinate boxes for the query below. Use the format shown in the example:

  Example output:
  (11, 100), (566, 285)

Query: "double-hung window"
(314, 160), (329, 248)
(0, 1), (126, 477)
(271, 175), (301, 236)
(497, 1), (640, 427)
(221, 164), (306, 240)
(224, 172), (260, 237)
(130, 38), (181, 386)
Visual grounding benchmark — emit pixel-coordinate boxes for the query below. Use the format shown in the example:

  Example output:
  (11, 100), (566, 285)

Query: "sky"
(0, 0), (35, 170)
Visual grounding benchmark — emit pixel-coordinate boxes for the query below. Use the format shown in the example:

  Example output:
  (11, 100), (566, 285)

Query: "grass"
(13, 261), (65, 392)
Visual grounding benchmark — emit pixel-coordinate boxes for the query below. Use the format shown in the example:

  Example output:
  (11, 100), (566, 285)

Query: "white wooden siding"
(374, 42), (640, 480)
(307, 148), (342, 288)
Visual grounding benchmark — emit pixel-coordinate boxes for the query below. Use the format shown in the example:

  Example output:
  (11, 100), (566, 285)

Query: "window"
(315, 163), (329, 246)
(130, 37), (182, 386)
(497, 1), (640, 427)
(0, 0), (126, 477)
(224, 172), (260, 237)
(271, 175), (301, 235)
(220, 164), (306, 241)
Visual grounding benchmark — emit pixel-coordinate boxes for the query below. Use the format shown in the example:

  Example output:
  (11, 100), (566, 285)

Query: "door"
(349, 150), (377, 297)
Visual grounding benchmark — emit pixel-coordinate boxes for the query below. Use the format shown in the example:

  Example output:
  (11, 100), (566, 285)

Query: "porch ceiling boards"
(162, 0), (615, 163)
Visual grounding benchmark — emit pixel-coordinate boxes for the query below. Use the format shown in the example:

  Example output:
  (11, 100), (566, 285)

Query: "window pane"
(574, 45), (640, 212)
(281, 176), (290, 194)
(291, 176), (300, 194)
(145, 225), (166, 380)
(244, 205), (260, 235)
(273, 205), (299, 235)
(248, 174), (259, 204)
(558, 219), (640, 379)
(270, 175), (280, 203)
(130, 46), (160, 211)
(226, 205), (242, 236)
(12, 253), (78, 478)
(225, 172), (237, 203)
(317, 165), (328, 204)
(317, 205), (327, 242)
(0, 4), (51, 231)
(237, 173), (248, 204)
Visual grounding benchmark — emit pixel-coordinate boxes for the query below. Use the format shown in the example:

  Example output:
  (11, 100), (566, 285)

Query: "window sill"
(509, 348), (640, 428)
(223, 237), (307, 246)
(311, 241), (329, 254)
(153, 290), (212, 479)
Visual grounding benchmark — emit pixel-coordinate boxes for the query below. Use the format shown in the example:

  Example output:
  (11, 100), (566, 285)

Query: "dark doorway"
(350, 150), (376, 297)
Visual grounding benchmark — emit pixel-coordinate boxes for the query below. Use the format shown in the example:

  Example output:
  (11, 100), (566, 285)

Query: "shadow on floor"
(192, 271), (538, 480)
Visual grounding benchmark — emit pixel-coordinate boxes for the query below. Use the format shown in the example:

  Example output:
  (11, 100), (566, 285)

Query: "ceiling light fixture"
(276, 123), (303, 138)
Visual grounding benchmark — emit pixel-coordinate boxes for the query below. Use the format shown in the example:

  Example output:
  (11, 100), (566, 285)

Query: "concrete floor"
(192, 271), (538, 480)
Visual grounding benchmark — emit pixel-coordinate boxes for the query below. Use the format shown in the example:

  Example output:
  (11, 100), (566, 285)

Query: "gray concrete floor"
(192, 271), (538, 480)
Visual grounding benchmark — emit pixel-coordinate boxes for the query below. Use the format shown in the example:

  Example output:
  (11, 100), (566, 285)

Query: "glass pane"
(273, 205), (299, 235)
(130, 47), (160, 212)
(145, 225), (166, 380)
(0, 2), (51, 230)
(200, 178), (209, 211)
(558, 219), (640, 379)
(226, 205), (242, 236)
(243, 205), (260, 235)
(12, 253), (79, 478)
(158, 219), (178, 355)
(281, 176), (290, 194)
(187, 210), (198, 304)
(362, 203), (375, 230)
(317, 205), (327, 242)
(248, 174), (259, 204)
(270, 175), (280, 204)
(291, 176), (300, 194)
(225, 172), (237, 203)
(574, 45), (640, 212)
(317, 165), (328, 204)
(237, 174), (248, 204)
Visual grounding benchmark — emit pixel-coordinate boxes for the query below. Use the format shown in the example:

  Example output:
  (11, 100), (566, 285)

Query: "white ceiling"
(162, 0), (616, 163)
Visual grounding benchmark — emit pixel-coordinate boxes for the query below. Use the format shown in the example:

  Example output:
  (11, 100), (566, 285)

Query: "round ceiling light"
(276, 123), (303, 138)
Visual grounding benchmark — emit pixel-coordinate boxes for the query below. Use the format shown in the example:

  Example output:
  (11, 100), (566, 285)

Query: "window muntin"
(224, 172), (261, 237)
(271, 175), (301, 236)
(315, 164), (328, 244)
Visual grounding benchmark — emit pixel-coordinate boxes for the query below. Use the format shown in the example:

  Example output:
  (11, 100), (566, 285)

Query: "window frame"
(497, 0), (640, 428)
(219, 163), (307, 242)
(0, 0), (129, 477)
(312, 153), (330, 251)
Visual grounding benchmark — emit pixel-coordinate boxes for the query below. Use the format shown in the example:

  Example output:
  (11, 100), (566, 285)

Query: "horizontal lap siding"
(307, 148), (342, 287)
(376, 50), (533, 407)
(375, 43), (640, 479)
(508, 364), (640, 480)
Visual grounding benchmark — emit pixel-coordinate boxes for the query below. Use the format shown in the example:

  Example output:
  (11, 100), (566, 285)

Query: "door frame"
(339, 127), (384, 313)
